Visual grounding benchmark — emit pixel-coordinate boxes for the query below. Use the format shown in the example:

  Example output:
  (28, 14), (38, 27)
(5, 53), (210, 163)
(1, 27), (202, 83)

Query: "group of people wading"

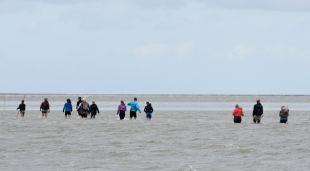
(16, 97), (289, 123)
(232, 99), (289, 124)
(16, 97), (154, 120)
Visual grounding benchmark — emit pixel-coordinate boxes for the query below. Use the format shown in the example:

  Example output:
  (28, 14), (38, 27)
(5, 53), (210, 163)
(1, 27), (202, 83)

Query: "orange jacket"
(232, 107), (244, 117)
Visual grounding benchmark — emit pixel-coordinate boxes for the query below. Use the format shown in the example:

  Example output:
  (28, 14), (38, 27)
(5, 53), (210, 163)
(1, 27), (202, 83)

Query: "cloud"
(132, 42), (194, 59)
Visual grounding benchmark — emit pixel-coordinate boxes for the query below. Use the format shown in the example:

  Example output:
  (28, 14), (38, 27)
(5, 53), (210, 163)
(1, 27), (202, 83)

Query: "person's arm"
(76, 102), (79, 110)
(96, 105), (100, 114)
(117, 105), (120, 114)
(137, 104), (141, 113)
(144, 107), (147, 113)
(150, 107), (153, 113)
(63, 104), (65, 112)
(261, 106), (264, 115)
(17, 104), (20, 110)
(40, 103), (42, 111)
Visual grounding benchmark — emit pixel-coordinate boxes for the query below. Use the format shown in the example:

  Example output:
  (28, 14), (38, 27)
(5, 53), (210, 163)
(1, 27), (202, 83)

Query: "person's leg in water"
(234, 116), (242, 123)
(20, 111), (25, 117)
(42, 110), (48, 118)
(130, 111), (136, 120)
(280, 118), (287, 123)
(91, 114), (96, 119)
(253, 115), (261, 123)
(119, 111), (125, 120)
(65, 112), (71, 119)
(253, 116), (257, 123)
(42, 112), (48, 118)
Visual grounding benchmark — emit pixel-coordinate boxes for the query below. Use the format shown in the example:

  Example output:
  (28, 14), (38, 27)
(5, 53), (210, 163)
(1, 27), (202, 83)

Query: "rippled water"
(1, 95), (310, 171)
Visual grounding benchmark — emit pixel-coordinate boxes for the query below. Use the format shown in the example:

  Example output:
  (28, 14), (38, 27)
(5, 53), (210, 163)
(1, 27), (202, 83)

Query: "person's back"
(232, 105), (244, 123)
(117, 101), (127, 120)
(144, 102), (153, 120)
(17, 100), (26, 117)
(127, 98), (141, 119)
(63, 102), (73, 112)
(89, 102), (99, 118)
(253, 100), (263, 123)
(118, 103), (126, 112)
(76, 97), (82, 109)
(279, 106), (289, 123)
(41, 101), (50, 111)
(18, 103), (26, 111)
(233, 107), (244, 117)
(63, 99), (73, 119)
(79, 100), (89, 118)
(40, 98), (50, 118)
(128, 101), (140, 112)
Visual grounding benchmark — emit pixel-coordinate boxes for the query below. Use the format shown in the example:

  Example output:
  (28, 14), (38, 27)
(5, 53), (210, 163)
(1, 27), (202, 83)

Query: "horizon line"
(0, 93), (309, 96)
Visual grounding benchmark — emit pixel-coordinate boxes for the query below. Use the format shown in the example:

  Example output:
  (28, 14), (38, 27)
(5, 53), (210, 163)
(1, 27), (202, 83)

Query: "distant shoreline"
(0, 93), (310, 96)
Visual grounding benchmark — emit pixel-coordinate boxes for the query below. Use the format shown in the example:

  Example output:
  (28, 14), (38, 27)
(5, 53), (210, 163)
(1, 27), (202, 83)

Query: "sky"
(0, 0), (310, 94)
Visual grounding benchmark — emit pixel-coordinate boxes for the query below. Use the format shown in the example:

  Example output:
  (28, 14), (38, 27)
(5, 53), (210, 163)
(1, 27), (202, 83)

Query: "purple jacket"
(117, 104), (127, 114)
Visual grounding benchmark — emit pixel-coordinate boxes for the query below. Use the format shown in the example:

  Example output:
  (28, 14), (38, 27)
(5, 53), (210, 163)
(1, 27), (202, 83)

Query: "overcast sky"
(1, 0), (309, 94)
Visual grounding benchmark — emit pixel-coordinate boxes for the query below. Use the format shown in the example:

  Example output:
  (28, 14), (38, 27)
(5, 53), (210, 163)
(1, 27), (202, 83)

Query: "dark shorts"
(280, 117), (288, 123)
(130, 111), (137, 119)
(234, 116), (242, 123)
(65, 111), (71, 116)
(119, 111), (125, 120)
(42, 109), (48, 113)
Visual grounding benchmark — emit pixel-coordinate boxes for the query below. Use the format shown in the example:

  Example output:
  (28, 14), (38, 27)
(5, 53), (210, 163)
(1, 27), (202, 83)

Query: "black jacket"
(89, 104), (100, 115)
(253, 103), (263, 116)
(144, 105), (153, 113)
(17, 104), (26, 111)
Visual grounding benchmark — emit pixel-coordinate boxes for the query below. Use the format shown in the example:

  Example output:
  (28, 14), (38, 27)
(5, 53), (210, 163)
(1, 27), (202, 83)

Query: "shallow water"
(1, 95), (310, 171)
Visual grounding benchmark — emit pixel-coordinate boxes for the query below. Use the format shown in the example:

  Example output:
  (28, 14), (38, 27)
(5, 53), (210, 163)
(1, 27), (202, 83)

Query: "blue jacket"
(63, 103), (73, 112)
(128, 101), (141, 112)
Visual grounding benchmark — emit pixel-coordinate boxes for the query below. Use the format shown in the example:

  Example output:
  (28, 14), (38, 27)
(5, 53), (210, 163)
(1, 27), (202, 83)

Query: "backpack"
(81, 102), (89, 111)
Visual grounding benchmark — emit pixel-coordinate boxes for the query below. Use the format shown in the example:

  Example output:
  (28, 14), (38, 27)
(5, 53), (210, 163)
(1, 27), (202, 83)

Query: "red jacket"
(232, 107), (244, 117)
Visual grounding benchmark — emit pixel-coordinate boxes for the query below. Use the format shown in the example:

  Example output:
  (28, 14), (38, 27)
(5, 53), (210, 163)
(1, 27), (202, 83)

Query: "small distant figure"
(40, 98), (50, 118)
(89, 101), (100, 119)
(144, 102), (154, 120)
(117, 100), (127, 120)
(253, 99), (263, 124)
(232, 104), (244, 123)
(78, 98), (89, 118)
(17, 100), (26, 117)
(76, 97), (83, 117)
(127, 97), (141, 120)
(63, 99), (73, 119)
(279, 106), (289, 124)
